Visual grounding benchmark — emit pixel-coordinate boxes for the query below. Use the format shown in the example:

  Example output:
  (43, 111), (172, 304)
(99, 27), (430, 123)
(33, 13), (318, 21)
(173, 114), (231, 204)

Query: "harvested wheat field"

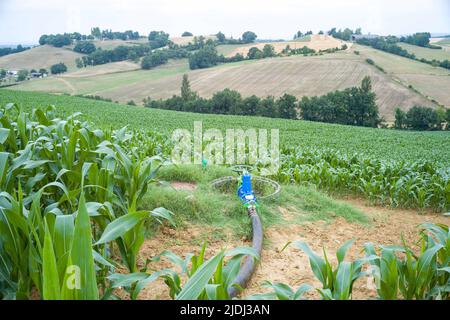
(11, 51), (434, 119)
(170, 35), (217, 46)
(98, 53), (431, 119)
(0, 45), (84, 72)
(134, 198), (448, 300)
(223, 35), (351, 57)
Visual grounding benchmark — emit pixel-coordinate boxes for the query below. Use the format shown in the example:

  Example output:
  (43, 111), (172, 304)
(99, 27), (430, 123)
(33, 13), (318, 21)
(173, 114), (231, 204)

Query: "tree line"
(143, 75), (380, 128)
(395, 106), (450, 131)
(90, 27), (140, 41)
(328, 27), (362, 41)
(0, 45), (31, 57)
(39, 28), (141, 48)
(76, 45), (150, 67)
(400, 32), (441, 49)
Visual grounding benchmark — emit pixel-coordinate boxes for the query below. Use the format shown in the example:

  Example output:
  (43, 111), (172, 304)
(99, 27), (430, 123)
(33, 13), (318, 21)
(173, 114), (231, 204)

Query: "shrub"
(141, 51), (169, 69)
(405, 106), (440, 130)
(50, 62), (68, 74)
(73, 41), (96, 54)
(189, 46), (219, 69)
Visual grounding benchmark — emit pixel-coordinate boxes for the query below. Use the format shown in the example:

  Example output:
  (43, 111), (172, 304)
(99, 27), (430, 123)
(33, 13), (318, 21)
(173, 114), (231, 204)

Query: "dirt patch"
(134, 199), (448, 300)
(135, 225), (248, 299)
(170, 181), (197, 191)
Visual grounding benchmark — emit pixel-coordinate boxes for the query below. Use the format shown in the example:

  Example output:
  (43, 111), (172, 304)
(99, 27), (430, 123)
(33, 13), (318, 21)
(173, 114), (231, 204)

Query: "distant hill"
(0, 45), (83, 71)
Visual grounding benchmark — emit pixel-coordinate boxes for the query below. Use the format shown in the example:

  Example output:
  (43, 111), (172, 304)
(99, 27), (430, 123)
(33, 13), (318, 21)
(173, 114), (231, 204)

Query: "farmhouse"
(30, 72), (43, 78)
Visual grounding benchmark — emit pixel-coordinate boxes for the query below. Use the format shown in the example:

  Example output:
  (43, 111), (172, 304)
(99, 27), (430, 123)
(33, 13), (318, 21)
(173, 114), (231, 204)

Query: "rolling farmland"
(398, 42), (450, 61)
(354, 44), (450, 107)
(9, 51), (435, 120)
(0, 45), (84, 72)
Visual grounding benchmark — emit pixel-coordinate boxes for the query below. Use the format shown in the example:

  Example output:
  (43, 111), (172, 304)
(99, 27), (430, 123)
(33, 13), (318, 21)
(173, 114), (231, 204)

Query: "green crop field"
(1, 89), (449, 165)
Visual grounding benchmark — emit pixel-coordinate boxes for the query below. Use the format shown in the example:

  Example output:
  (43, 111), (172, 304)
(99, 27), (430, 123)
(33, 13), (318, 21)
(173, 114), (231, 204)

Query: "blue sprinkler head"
(237, 172), (257, 206)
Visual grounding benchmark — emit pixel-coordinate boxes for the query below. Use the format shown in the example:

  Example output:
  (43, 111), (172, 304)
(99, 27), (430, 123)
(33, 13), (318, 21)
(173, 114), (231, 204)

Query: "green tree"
(446, 109), (450, 130)
(210, 89), (242, 114)
(39, 68), (47, 74)
(247, 47), (263, 59)
(182, 31), (193, 37)
(241, 95), (260, 115)
(75, 58), (85, 68)
(141, 51), (168, 69)
(73, 42), (96, 54)
(0, 69), (7, 79)
(148, 31), (170, 49)
(91, 27), (102, 39)
(405, 106), (439, 130)
(180, 74), (196, 101)
(262, 44), (276, 58)
(394, 108), (406, 129)
(50, 62), (68, 74)
(216, 32), (226, 43)
(259, 96), (278, 117)
(242, 31), (257, 43)
(435, 106), (447, 125)
(189, 46), (219, 69)
(17, 69), (29, 81)
(277, 94), (298, 119)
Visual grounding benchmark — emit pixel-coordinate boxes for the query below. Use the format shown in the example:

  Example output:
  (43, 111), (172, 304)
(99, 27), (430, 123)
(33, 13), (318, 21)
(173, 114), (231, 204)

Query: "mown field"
(1, 89), (449, 165)
(221, 35), (343, 57)
(8, 51), (434, 120)
(398, 42), (450, 61)
(354, 44), (450, 107)
(0, 45), (83, 72)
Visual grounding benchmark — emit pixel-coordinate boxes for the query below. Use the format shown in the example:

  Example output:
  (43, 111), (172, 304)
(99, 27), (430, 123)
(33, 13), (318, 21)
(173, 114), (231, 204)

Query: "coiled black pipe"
(227, 206), (263, 298)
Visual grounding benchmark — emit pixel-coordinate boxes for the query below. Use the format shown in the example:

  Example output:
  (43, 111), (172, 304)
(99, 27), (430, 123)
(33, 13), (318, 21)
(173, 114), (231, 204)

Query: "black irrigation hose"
(211, 175), (280, 298)
(227, 206), (263, 298)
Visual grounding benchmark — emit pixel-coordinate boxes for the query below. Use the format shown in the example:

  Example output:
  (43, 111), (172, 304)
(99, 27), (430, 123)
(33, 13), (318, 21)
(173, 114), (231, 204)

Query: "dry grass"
(170, 35), (217, 46)
(354, 44), (450, 107)
(0, 45), (83, 72)
(398, 43), (450, 62)
(223, 35), (351, 57)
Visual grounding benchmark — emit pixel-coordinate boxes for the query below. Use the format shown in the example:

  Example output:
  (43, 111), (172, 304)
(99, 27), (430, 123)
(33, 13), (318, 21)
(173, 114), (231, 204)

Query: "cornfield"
(0, 104), (173, 299)
(276, 147), (450, 211)
(0, 103), (448, 300)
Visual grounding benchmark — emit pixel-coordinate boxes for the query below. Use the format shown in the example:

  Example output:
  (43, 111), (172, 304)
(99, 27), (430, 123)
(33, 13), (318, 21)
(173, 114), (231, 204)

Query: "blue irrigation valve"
(237, 172), (257, 207)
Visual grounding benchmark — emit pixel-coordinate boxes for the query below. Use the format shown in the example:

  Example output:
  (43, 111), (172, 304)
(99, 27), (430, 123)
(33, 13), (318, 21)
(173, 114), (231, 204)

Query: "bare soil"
(170, 181), (197, 191)
(134, 197), (448, 300)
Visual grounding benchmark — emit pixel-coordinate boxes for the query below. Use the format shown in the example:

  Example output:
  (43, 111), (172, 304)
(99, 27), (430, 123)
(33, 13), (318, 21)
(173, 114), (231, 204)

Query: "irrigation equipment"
(211, 165), (281, 298)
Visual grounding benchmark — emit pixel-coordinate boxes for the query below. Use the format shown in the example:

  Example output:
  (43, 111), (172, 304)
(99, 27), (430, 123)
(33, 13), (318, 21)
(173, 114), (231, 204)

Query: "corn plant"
(277, 147), (450, 212)
(0, 104), (173, 299)
(108, 243), (259, 300)
(246, 282), (313, 300)
(248, 240), (370, 300)
(364, 223), (449, 300)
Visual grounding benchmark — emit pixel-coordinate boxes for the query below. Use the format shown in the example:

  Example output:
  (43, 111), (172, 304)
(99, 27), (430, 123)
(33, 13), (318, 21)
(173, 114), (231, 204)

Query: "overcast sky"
(0, 0), (449, 44)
